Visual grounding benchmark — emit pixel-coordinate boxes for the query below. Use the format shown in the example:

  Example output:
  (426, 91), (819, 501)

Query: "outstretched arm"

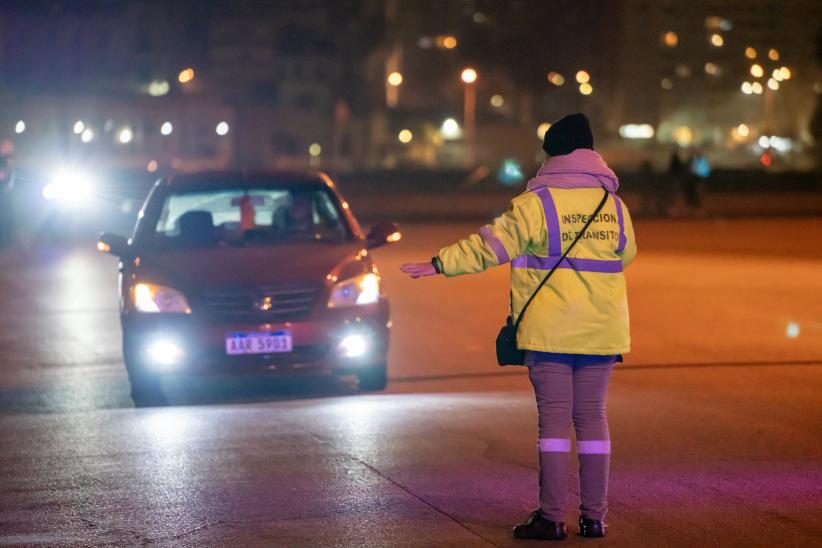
(400, 194), (539, 279)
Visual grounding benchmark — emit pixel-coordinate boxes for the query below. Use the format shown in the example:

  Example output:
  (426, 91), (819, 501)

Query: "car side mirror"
(366, 222), (401, 249)
(97, 232), (130, 257)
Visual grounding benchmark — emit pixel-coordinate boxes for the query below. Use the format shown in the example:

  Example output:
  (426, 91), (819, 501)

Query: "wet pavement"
(1, 218), (822, 546)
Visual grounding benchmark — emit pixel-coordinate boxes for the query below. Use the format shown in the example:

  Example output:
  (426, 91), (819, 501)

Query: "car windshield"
(149, 186), (350, 247)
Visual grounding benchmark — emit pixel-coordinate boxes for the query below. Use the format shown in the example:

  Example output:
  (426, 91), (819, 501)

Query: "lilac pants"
(527, 357), (615, 523)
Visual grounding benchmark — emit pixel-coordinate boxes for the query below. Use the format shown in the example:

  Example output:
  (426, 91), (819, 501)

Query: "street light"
(437, 35), (458, 49)
(460, 68), (478, 167)
(385, 65), (402, 107)
(537, 122), (551, 140)
(441, 118), (462, 140)
(547, 72), (565, 86)
(461, 68), (477, 84)
(118, 127), (133, 144)
(178, 68), (195, 84)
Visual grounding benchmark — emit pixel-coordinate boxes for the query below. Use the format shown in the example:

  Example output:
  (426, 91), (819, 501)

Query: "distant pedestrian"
(400, 113), (637, 540)
(684, 149), (710, 215)
(666, 149), (686, 216)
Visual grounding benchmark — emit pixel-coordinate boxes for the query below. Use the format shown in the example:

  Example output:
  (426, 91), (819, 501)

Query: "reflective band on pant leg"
(577, 440), (611, 454)
(538, 438), (571, 452)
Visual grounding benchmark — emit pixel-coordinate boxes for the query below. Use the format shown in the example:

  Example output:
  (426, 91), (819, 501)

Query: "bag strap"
(513, 188), (611, 333)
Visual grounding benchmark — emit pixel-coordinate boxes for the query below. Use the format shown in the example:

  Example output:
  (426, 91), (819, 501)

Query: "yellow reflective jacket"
(437, 187), (637, 355)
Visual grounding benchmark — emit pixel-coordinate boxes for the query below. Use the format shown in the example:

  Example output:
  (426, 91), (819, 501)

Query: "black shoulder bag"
(496, 188), (610, 366)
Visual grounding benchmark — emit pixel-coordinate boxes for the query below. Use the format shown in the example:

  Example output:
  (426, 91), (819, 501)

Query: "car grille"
(201, 284), (321, 320)
(202, 344), (331, 369)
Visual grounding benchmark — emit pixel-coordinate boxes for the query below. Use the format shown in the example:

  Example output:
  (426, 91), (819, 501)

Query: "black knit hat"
(542, 113), (594, 156)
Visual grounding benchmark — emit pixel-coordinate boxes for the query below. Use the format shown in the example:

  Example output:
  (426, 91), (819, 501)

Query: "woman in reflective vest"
(400, 113), (636, 540)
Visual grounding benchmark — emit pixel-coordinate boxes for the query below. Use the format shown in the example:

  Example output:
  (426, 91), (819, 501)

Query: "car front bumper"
(121, 303), (390, 376)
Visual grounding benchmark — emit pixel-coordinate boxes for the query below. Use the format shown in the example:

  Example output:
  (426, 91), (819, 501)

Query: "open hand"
(399, 262), (437, 279)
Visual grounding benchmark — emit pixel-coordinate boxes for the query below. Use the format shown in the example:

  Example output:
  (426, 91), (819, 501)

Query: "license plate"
(225, 331), (293, 355)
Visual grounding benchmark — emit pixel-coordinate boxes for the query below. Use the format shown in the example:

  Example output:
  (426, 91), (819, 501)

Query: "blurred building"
(368, 0), (821, 171)
(0, 0), (819, 176)
(613, 0), (822, 169)
(0, 0), (377, 175)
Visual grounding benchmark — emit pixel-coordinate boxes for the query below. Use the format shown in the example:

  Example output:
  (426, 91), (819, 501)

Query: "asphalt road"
(1, 218), (821, 546)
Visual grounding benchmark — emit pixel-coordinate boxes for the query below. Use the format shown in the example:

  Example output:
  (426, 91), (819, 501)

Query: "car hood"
(135, 242), (368, 288)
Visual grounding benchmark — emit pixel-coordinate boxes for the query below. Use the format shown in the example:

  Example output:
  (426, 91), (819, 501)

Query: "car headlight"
(131, 282), (191, 313)
(328, 273), (380, 308)
(42, 168), (94, 205)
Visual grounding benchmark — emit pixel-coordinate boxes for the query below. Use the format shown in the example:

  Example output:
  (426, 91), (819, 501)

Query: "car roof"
(164, 170), (334, 191)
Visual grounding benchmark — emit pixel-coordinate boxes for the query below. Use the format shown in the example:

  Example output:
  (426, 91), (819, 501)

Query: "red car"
(98, 171), (399, 406)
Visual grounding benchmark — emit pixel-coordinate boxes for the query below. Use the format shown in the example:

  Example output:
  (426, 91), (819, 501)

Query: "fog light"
(338, 334), (368, 359)
(146, 340), (183, 367)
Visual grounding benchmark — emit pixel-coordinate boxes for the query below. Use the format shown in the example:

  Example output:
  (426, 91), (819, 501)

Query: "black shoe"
(579, 516), (607, 538)
(513, 510), (567, 540)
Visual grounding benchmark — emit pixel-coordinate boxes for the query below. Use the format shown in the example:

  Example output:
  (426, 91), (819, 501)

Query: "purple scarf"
(526, 149), (619, 193)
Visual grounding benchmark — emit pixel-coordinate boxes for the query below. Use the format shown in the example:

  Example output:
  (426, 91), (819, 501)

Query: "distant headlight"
(327, 273), (380, 308)
(42, 168), (94, 205)
(131, 282), (191, 313)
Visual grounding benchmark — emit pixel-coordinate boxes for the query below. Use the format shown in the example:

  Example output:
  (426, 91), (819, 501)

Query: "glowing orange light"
(96, 241), (110, 253)
(461, 68), (477, 84)
(436, 35), (458, 49)
(178, 68), (195, 83)
(547, 72), (565, 86)
(760, 153), (772, 167)
(387, 231), (402, 243)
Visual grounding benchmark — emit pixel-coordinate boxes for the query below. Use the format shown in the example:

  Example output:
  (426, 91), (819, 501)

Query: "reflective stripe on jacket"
(437, 187), (637, 355)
